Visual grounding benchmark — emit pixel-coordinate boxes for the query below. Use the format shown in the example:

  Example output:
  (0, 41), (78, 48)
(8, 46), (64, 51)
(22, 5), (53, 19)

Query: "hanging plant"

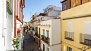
(6, 1), (12, 15)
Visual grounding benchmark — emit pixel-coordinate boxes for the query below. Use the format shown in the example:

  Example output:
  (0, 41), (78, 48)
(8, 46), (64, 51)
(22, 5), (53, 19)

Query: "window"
(43, 29), (45, 36)
(63, 4), (66, 10)
(47, 47), (49, 51)
(67, 22), (73, 38)
(84, 21), (91, 39)
(46, 30), (49, 37)
(65, 31), (74, 41)
(67, 47), (72, 51)
(65, 22), (74, 41)
(43, 44), (45, 51)
(80, 21), (91, 46)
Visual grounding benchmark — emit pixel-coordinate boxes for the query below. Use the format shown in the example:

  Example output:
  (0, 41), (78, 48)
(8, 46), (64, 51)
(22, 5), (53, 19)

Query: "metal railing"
(41, 35), (50, 44)
(80, 33), (91, 46)
(65, 31), (74, 41)
(35, 33), (40, 38)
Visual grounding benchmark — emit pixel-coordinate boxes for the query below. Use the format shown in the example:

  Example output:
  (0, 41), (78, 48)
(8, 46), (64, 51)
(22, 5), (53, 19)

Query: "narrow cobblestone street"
(23, 34), (41, 51)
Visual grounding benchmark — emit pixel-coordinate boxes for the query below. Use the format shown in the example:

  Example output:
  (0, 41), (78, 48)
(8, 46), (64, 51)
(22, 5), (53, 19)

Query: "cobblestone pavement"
(23, 35), (41, 51)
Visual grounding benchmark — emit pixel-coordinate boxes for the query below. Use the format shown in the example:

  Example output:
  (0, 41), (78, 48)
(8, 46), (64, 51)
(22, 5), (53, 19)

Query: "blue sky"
(23, 0), (63, 22)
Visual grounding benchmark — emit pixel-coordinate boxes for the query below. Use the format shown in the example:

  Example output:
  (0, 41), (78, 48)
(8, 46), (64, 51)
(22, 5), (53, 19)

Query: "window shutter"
(6, 1), (12, 15)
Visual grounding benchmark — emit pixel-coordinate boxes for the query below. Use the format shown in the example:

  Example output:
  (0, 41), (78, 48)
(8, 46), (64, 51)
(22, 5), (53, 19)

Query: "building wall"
(41, 41), (61, 51)
(61, 1), (91, 51)
(40, 19), (61, 45)
(6, 0), (14, 50)
(51, 44), (61, 51)
(61, 2), (91, 19)
(17, 0), (23, 23)
(48, 11), (60, 17)
(6, 13), (13, 50)
(40, 19), (61, 51)
(40, 20), (52, 45)
(51, 19), (61, 45)
(16, 20), (22, 28)
(0, 0), (5, 51)
(14, 0), (24, 37)
(61, 17), (91, 51)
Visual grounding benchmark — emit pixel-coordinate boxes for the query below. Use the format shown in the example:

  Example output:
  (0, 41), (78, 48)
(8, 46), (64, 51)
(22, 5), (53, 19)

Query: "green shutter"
(6, 1), (12, 15)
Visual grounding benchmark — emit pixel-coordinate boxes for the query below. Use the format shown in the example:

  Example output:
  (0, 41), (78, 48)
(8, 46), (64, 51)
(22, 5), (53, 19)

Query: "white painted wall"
(41, 41), (61, 51)
(0, 0), (5, 51)
(5, 0), (14, 50)
(40, 19), (61, 45)
(40, 19), (61, 51)
(51, 44), (61, 51)
(5, 13), (13, 50)
(16, 20), (22, 28)
(48, 10), (60, 17)
(51, 19), (61, 45)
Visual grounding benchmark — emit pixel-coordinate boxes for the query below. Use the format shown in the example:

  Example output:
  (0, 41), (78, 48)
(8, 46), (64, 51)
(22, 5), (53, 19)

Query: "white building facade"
(39, 19), (61, 51)
(0, 0), (14, 51)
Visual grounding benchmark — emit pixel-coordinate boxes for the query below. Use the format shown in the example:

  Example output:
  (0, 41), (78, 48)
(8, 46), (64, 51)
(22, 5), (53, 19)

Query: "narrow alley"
(0, 0), (91, 51)
(23, 33), (41, 51)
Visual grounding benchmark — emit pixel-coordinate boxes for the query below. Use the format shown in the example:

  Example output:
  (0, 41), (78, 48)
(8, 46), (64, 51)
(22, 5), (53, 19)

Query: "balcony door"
(43, 44), (45, 51)
(39, 39), (41, 48)
(84, 21), (91, 39)
(39, 28), (40, 38)
(84, 21), (91, 45)
(67, 22), (72, 38)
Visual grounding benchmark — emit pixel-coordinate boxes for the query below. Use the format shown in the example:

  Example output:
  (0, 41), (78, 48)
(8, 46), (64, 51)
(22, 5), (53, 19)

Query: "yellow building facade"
(61, 1), (91, 51)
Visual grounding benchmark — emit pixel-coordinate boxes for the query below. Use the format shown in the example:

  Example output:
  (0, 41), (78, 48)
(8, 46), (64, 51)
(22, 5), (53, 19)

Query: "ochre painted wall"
(61, 2), (91, 19)
(61, 1), (91, 51)
(61, 17), (91, 51)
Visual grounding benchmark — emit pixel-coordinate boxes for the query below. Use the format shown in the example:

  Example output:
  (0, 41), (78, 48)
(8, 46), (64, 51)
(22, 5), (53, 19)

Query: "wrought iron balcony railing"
(41, 35), (50, 44)
(35, 33), (40, 38)
(37, 34), (40, 38)
(80, 33), (91, 46)
(65, 31), (74, 41)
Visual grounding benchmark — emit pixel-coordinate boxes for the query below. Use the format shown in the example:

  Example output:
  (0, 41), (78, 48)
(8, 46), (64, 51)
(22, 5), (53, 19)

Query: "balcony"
(80, 33), (91, 46)
(35, 33), (40, 38)
(36, 34), (40, 38)
(65, 31), (74, 41)
(41, 35), (50, 44)
(61, 2), (91, 19)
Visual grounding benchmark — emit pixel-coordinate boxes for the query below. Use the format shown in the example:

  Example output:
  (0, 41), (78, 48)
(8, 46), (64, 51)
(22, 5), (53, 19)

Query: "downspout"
(14, 0), (16, 38)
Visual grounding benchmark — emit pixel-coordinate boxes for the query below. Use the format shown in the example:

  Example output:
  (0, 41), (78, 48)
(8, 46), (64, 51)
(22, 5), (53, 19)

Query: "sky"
(23, 0), (63, 22)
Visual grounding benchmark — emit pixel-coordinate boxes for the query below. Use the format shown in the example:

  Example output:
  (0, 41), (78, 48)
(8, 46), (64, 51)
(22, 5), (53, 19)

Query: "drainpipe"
(14, 0), (17, 38)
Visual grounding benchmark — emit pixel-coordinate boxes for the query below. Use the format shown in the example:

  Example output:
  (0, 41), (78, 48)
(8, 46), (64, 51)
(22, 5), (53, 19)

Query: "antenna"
(58, 1), (59, 6)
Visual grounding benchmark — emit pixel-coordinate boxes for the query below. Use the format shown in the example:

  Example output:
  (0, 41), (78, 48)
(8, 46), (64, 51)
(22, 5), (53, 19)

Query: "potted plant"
(12, 38), (19, 50)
